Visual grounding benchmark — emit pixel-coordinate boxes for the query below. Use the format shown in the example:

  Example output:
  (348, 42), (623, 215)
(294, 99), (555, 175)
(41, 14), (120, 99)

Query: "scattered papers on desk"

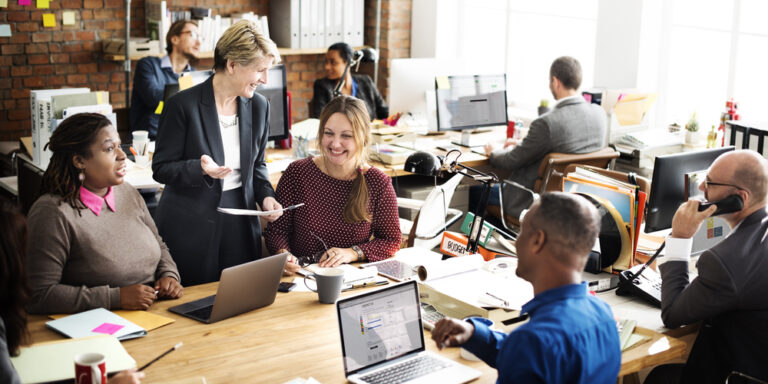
(217, 203), (304, 216)
(46, 308), (147, 341)
(11, 335), (136, 383)
(50, 309), (174, 332)
(616, 129), (684, 149)
(302, 263), (382, 285)
(283, 377), (321, 384)
(266, 157), (294, 174)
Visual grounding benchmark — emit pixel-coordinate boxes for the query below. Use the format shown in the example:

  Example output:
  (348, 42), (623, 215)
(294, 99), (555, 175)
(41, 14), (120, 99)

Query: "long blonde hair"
(316, 96), (372, 223)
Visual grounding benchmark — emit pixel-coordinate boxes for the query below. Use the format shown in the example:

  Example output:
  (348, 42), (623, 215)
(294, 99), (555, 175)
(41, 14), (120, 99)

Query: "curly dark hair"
(0, 203), (29, 355)
(39, 113), (113, 211)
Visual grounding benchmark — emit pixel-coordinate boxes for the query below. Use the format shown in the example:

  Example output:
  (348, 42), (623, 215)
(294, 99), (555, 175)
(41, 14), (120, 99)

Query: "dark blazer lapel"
(199, 76), (225, 166)
(238, 96), (253, 187)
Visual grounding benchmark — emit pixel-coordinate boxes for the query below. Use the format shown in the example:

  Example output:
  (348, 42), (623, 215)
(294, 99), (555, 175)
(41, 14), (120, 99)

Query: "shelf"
(104, 47), (329, 62)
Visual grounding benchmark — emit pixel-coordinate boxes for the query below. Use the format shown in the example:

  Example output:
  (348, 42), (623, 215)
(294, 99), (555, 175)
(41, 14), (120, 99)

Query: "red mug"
(75, 353), (106, 384)
(506, 120), (516, 139)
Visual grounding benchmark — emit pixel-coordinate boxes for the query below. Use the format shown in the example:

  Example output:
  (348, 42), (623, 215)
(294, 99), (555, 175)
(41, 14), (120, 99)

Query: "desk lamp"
(404, 150), (498, 254)
(333, 48), (379, 97)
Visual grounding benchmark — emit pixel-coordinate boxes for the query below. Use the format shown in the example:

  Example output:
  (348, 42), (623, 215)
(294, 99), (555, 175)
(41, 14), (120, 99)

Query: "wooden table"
(25, 281), (687, 383)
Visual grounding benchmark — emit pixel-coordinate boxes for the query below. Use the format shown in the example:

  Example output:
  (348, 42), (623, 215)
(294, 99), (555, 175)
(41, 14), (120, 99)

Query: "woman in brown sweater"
(26, 113), (182, 314)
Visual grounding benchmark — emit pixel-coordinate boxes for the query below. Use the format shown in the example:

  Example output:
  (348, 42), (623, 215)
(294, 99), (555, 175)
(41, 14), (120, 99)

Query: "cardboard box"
(103, 38), (160, 56)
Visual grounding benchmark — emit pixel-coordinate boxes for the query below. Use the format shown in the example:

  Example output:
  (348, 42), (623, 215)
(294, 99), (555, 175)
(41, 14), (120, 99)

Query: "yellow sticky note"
(155, 101), (164, 115)
(62, 11), (75, 25)
(178, 75), (194, 91)
(435, 76), (450, 90)
(36, 0), (48, 8)
(42, 13), (55, 27)
(0, 0), (8, 8)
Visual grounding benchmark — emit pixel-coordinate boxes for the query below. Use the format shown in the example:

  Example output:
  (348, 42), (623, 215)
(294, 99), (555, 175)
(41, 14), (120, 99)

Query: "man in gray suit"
(645, 150), (768, 384)
(482, 56), (607, 221)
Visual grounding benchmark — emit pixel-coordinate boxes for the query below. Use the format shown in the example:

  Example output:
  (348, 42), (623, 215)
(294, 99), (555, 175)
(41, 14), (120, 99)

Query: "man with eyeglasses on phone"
(645, 150), (768, 384)
(130, 19), (200, 140)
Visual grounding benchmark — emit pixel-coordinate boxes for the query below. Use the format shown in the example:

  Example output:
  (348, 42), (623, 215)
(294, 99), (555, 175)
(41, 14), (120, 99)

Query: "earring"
(78, 170), (84, 182)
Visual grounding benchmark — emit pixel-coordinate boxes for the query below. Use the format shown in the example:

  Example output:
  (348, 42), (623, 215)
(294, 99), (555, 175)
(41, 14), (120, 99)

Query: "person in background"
(479, 56), (607, 224)
(266, 96), (401, 274)
(644, 150), (768, 384)
(431, 193), (620, 384)
(2, 205), (145, 383)
(130, 19), (200, 139)
(26, 113), (182, 315)
(310, 42), (389, 121)
(152, 20), (283, 286)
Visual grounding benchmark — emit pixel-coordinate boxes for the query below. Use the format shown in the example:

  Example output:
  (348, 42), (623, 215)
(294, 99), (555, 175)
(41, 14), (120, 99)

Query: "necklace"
(218, 114), (238, 129)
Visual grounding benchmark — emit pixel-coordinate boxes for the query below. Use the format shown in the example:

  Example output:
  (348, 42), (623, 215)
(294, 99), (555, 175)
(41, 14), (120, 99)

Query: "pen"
(129, 147), (138, 157)
(485, 291), (509, 307)
(283, 203), (305, 211)
(138, 342), (183, 371)
(343, 280), (388, 291)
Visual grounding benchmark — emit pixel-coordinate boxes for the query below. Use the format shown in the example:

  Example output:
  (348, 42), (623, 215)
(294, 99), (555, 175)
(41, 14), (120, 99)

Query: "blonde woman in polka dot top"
(265, 96), (401, 274)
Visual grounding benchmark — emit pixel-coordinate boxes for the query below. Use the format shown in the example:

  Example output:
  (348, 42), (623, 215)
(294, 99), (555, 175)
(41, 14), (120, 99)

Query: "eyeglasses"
(180, 30), (200, 41)
(703, 178), (743, 190)
(296, 232), (329, 267)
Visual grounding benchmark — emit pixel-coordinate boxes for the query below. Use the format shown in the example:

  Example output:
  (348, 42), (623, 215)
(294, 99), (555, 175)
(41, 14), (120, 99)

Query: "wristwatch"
(351, 245), (365, 262)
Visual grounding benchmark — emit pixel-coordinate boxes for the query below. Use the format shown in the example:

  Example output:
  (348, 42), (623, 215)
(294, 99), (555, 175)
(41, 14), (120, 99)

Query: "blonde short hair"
(213, 19), (281, 71)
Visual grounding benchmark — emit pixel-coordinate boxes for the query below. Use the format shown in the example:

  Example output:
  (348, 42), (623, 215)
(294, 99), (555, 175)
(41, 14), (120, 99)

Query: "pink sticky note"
(92, 322), (124, 335)
(18, 0), (31, 5)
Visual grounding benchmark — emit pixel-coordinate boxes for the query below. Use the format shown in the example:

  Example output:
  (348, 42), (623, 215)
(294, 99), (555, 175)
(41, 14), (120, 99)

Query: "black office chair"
(17, 156), (44, 215)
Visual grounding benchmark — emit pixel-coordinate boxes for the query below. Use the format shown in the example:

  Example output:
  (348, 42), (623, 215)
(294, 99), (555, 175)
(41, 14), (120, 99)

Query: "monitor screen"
(162, 65), (289, 141)
(645, 146), (735, 233)
(434, 74), (508, 132)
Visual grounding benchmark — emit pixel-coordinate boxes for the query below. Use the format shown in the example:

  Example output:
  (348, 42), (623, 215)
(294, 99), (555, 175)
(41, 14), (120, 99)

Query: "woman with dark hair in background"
(310, 42), (389, 121)
(26, 113), (182, 315)
(1, 204), (144, 383)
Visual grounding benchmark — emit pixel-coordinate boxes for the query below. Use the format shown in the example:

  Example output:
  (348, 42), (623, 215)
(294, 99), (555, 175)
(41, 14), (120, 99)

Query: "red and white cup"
(75, 353), (106, 384)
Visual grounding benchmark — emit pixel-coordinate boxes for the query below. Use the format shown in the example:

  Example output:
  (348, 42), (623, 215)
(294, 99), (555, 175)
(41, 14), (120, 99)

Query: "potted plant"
(685, 112), (703, 145)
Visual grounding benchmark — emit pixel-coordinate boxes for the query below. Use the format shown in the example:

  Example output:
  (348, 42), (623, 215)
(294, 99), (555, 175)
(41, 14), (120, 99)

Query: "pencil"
(129, 147), (138, 156)
(138, 342), (183, 371)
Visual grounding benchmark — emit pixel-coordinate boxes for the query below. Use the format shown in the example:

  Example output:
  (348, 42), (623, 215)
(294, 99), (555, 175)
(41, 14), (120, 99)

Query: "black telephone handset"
(697, 194), (744, 216)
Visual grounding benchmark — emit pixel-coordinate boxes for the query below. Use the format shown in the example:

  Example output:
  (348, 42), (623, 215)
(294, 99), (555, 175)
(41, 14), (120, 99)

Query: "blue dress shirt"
(129, 56), (192, 139)
(463, 283), (621, 384)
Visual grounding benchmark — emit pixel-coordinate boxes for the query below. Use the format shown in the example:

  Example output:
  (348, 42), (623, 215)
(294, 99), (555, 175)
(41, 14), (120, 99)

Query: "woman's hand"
(201, 154), (232, 179)
(262, 197), (283, 222)
(119, 284), (156, 310)
(109, 369), (145, 384)
(318, 247), (357, 268)
(155, 276), (183, 299)
(279, 250), (301, 276)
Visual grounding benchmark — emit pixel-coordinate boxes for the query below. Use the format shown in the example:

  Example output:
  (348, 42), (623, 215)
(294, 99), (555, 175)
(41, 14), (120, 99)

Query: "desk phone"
(617, 264), (662, 307)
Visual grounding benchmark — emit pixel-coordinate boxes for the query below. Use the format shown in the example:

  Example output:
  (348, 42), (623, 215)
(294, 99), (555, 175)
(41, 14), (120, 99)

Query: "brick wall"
(0, 0), (410, 141)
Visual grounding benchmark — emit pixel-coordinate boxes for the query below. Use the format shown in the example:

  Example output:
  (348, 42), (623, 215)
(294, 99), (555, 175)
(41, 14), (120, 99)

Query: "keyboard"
(420, 302), (445, 330)
(186, 305), (213, 320)
(360, 355), (451, 384)
(369, 259), (416, 281)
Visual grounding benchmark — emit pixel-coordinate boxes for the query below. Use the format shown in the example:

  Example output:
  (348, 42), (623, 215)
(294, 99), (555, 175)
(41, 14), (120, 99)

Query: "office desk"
(24, 281), (686, 383)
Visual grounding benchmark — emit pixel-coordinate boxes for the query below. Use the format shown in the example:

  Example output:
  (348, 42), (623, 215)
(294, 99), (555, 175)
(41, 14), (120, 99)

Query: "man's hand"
(201, 154), (232, 179)
(431, 318), (475, 350)
(109, 369), (145, 384)
(670, 199), (717, 239)
(154, 276), (183, 299)
(262, 197), (283, 222)
(119, 284), (156, 310)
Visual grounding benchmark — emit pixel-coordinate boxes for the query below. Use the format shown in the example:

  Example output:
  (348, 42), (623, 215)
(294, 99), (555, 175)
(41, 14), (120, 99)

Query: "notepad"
(46, 308), (147, 341)
(10, 335), (136, 383)
(51, 309), (175, 332)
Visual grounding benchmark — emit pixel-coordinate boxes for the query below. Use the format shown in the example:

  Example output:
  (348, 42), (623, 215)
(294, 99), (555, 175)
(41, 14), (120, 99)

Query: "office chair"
(562, 164), (650, 196)
(726, 372), (768, 384)
(17, 155), (45, 215)
(397, 173), (463, 249)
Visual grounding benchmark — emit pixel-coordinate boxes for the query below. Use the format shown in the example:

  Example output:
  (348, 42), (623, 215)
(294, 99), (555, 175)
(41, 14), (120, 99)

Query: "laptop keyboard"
(373, 260), (415, 281)
(360, 355), (450, 384)
(187, 305), (213, 320)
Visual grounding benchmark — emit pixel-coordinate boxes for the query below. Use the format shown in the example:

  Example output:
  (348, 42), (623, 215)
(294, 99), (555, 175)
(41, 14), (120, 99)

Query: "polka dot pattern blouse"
(264, 157), (401, 262)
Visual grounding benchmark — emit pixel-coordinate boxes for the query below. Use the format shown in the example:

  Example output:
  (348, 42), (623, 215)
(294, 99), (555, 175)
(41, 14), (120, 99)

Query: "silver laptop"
(336, 280), (481, 384)
(168, 252), (288, 323)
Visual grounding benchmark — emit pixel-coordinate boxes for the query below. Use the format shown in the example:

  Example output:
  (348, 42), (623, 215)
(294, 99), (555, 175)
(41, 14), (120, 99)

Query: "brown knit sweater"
(26, 182), (180, 314)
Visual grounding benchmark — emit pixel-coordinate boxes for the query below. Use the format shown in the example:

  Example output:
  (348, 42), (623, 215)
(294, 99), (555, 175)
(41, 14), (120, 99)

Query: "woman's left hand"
(262, 197), (283, 222)
(155, 276), (184, 299)
(318, 247), (357, 268)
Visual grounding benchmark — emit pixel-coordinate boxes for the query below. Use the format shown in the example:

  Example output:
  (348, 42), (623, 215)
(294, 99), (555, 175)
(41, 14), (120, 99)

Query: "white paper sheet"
(217, 203), (305, 216)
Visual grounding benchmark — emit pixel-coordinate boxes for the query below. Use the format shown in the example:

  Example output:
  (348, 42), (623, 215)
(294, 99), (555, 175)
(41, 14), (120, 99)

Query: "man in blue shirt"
(130, 19), (200, 139)
(432, 192), (621, 383)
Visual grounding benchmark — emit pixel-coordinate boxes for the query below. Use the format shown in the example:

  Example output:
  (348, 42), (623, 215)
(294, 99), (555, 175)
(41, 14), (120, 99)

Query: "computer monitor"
(161, 65), (289, 142)
(434, 74), (508, 133)
(645, 146), (735, 233)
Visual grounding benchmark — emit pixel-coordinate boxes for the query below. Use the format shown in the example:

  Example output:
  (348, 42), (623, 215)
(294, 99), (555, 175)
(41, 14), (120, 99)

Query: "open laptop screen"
(337, 281), (425, 375)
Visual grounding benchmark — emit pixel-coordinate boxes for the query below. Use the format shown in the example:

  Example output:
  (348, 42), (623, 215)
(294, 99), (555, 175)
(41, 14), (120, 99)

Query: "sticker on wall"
(37, 0), (48, 8)
(42, 13), (55, 27)
(62, 11), (76, 25)
(0, 24), (11, 37)
(0, 0), (8, 8)
(18, 0), (31, 5)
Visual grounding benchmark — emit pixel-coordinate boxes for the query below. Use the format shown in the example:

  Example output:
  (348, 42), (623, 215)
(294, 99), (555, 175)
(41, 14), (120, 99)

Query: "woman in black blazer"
(310, 42), (389, 121)
(152, 20), (283, 286)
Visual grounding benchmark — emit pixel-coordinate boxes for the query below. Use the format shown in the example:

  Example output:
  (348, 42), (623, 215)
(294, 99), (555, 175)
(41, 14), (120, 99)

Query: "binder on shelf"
(299, 0), (313, 49)
(351, 0), (364, 47)
(145, 0), (169, 54)
(270, 0), (301, 49)
(314, 0), (326, 49)
(29, 88), (91, 168)
(325, 0), (343, 46)
(342, 0), (355, 44)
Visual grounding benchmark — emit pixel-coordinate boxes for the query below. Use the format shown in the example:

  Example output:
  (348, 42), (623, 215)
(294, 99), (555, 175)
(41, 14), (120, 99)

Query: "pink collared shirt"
(79, 186), (116, 216)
